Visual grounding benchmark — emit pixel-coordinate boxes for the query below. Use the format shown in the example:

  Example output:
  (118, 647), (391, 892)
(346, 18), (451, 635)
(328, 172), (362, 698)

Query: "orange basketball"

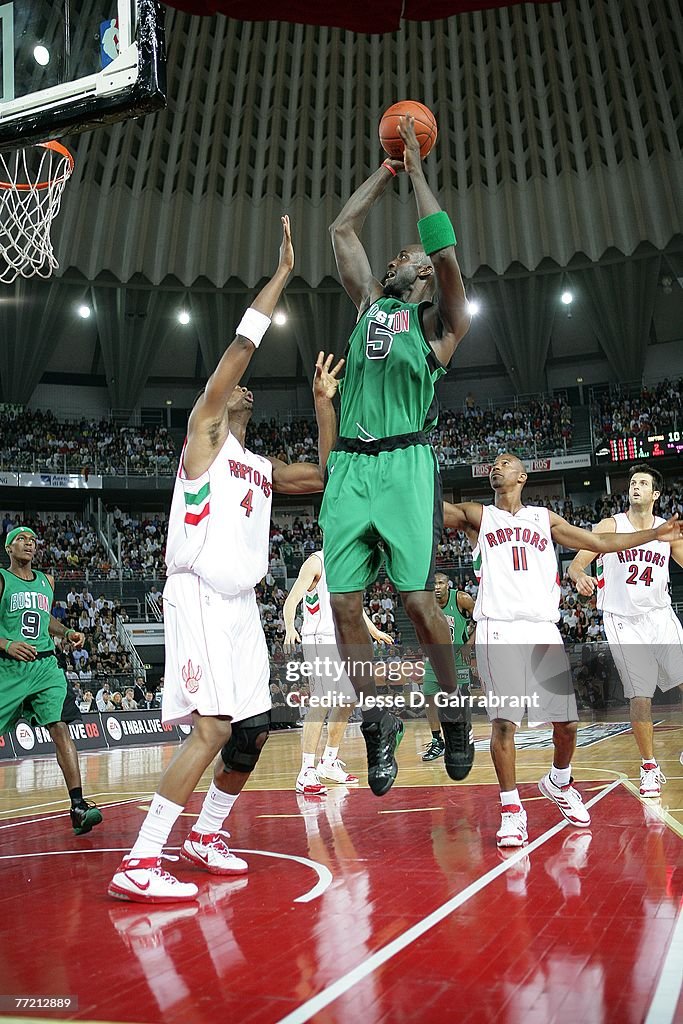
(379, 100), (438, 160)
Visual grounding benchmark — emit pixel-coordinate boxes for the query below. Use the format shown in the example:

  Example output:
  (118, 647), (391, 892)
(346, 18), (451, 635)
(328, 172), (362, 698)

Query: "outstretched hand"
(397, 114), (422, 174)
(654, 514), (683, 544)
(313, 351), (345, 401)
(278, 214), (294, 274)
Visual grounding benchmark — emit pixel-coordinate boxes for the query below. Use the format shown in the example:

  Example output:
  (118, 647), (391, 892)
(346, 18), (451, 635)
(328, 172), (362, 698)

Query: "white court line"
(0, 845), (332, 904)
(0, 795), (149, 830)
(275, 779), (621, 1024)
(644, 899), (683, 1024)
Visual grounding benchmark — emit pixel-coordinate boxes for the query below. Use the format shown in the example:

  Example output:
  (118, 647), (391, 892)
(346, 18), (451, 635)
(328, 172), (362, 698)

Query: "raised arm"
(329, 163), (399, 313)
(312, 351), (344, 471)
(566, 517), (616, 596)
(550, 511), (683, 553)
(443, 501), (483, 546)
(283, 554), (322, 650)
(399, 116), (470, 364)
(184, 216), (294, 479)
(270, 351), (344, 494)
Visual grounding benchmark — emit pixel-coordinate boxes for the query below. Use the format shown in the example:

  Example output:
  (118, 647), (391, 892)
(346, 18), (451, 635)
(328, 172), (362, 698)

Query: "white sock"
(642, 757), (657, 767)
(194, 782), (239, 834)
(302, 752), (316, 770)
(322, 745), (339, 763)
(500, 788), (521, 809)
(129, 793), (184, 859)
(550, 764), (571, 787)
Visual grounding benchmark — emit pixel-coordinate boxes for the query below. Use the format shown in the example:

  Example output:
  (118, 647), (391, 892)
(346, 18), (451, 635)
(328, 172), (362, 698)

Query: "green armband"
(65, 629), (76, 640)
(417, 211), (456, 254)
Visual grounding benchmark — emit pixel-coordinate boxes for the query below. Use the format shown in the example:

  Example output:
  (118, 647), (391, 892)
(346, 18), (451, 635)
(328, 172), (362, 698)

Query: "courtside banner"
(0, 731), (15, 758)
(10, 716), (104, 757)
(18, 473), (103, 489)
(100, 709), (178, 747)
(472, 453), (591, 477)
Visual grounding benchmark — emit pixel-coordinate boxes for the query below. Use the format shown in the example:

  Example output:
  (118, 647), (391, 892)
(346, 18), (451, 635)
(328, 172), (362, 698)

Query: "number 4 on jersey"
(240, 489), (254, 517)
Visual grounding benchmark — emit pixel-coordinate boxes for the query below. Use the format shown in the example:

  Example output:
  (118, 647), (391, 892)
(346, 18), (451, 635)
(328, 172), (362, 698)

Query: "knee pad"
(220, 711), (270, 773)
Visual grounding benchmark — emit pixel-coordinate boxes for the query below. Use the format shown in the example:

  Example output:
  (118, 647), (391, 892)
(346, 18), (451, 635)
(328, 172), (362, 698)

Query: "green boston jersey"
(338, 297), (446, 440)
(423, 590), (470, 683)
(0, 568), (54, 652)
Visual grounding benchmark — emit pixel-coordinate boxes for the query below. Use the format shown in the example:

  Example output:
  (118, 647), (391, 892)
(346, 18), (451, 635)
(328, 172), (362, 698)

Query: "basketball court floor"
(1, 715), (682, 1024)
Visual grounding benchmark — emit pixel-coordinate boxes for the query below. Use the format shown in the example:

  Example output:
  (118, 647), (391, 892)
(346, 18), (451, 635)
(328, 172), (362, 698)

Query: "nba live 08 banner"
(0, 711), (191, 759)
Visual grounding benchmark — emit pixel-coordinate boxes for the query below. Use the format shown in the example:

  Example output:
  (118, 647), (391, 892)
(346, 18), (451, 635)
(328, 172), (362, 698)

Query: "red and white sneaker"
(496, 805), (528, 847)
(538, 773), (591, 826)
(180, 830), (248, 875)
(640, 763), (666, 797)
(108, 856), (198, 903)
(296, 766), (327, 795)
(316, 758), (359, 785)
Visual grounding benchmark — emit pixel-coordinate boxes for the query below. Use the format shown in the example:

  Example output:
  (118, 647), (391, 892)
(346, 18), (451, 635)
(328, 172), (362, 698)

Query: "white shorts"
(476, 619), (578, 726)
(162, 572), (271, 725)
(302, 635), (357, 706)
(603, 607), (683, 699)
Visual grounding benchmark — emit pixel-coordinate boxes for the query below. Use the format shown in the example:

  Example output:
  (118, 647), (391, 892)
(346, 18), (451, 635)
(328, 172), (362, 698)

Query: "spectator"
(110, 691), (124, 712)
(121, 688), (138, 711)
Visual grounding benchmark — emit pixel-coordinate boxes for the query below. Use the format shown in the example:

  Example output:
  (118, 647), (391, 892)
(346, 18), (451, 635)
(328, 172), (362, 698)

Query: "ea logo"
(178, 724), (192, 735)
(106, 717), (122, 741)
(15, 722), (35, 751)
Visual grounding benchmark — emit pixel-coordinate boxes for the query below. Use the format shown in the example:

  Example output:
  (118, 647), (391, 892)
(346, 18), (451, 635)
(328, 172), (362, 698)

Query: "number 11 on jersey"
(511, 546), (528, 571)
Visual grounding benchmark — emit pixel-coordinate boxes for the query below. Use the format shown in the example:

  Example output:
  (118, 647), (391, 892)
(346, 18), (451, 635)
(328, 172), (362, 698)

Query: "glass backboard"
(0, 0), (165, 150)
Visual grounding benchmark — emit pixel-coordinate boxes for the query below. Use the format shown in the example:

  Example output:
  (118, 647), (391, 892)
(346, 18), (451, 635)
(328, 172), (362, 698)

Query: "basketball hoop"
(0, 140), (74, 284)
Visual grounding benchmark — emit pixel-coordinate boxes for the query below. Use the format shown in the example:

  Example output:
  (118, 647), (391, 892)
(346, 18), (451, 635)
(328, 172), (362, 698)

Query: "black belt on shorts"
(0, 648), (55, 660)
(333, 431), (429, 456)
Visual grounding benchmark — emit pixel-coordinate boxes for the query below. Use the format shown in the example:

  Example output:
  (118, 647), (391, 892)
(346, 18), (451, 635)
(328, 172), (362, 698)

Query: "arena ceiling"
(0, 0), (681, 408)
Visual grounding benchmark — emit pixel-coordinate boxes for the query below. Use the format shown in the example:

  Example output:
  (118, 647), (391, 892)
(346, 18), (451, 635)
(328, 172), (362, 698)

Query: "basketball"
(379, 101), (438, 160)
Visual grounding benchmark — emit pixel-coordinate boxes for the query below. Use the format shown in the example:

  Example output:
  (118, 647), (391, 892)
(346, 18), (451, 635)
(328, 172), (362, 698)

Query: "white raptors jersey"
(165, 432), (273, 596)
(300, 551), (335, 639)
(473, 505), (560, 623)
(596, 513), (671, 615)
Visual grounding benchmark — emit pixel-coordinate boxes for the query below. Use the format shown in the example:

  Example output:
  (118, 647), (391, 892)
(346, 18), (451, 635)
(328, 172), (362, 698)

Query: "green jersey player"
(320, 113), (472, 795)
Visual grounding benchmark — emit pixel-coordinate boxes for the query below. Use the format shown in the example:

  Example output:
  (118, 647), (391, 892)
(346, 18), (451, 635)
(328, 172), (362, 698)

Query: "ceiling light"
(77, 304), (91, 319)
(273, 312), (287, 326)
(467, 300), (480, 316)
(33, 45), (50, 66)
(561, 291), (573, 305)
(177, 310), (190, 325)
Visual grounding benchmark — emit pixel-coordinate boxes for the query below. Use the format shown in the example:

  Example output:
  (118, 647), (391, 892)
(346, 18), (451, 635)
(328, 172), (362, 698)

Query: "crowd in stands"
(269, 516), (323, 575)
(431, 395), (573, 465)
(593, 379), (683, 441)
(110, 508), (168, 577)
(53, 587), (136, 686)
(247, 394), (574, 468)
(0, 408), (176, 476)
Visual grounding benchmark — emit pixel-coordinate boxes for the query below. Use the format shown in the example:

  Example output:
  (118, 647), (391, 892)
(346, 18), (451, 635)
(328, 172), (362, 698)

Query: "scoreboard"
(608, 432), (683, 462)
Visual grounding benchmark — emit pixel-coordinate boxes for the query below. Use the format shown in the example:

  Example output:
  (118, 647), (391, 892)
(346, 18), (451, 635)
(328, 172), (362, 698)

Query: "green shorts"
(0, 653), (66, 735)
(422, 666), (471, 696)
(320, 443), (442, 593)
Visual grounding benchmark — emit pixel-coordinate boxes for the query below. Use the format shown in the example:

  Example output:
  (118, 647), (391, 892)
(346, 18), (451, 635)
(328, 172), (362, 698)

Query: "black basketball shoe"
(422, 737), (446, 761)
(440, 701), (475, 781)
(70, 802), (103, 836)
(361, 712), (405, 796)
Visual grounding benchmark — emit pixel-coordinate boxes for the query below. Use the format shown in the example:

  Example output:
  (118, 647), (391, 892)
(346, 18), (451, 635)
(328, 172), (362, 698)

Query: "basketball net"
(0, 140), (74, 284)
